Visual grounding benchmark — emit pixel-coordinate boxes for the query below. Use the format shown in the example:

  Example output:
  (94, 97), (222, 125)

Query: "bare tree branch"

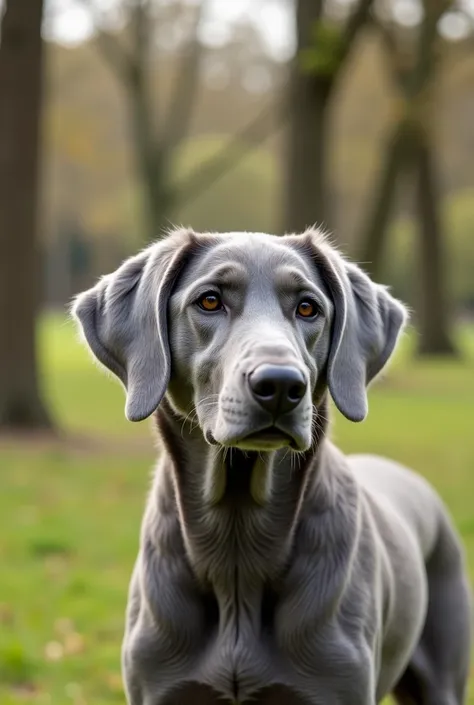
(95, 32), (134, 81)
(131, 0), (150, 77)
(302, 0), (375, 88)
(406, 0), (452, 101)
(127, 0), (155, 146)
(176, 94), (288, 209)
(372, 15), (411, 92)
(374, 0), (452, 97)
(76, 0), (135, 82)
(163, 0), (209, 152)
(338, 0), (375, 67)
(75, 0), (288, 238)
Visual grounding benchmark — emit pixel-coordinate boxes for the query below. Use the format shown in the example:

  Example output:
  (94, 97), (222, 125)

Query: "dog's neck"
(152, 397), (332, 592)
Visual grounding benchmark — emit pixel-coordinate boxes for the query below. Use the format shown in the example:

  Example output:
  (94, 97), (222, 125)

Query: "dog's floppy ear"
(306, 231), (408, 422)
(72, 229), (195, 422)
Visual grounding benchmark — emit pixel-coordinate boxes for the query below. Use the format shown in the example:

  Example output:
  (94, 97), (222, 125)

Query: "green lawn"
(1, 315), (473, 704)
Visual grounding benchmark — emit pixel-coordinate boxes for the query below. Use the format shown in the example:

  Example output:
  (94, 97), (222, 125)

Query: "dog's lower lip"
(244, 427), (292, 443)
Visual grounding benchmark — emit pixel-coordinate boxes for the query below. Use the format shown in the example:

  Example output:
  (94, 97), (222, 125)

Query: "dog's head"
(72, 228), (407, 452)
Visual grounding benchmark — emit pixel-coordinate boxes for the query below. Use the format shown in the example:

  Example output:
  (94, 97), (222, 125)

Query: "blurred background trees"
(79, 0), (283, 240)
(284, 0), (373, 231)
(1, 0), (474, 430)
(357, 0), (458, 354)
(82, 0), (209, 238)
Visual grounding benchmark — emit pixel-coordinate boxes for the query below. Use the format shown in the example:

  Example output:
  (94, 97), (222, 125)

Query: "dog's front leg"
(275, 509), (378, 705)
(278, 619), (377, 705)
(121, 548), (207, 705)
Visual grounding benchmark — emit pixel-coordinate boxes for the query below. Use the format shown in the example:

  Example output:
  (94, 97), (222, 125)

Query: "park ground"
(0, 315), (473, 705)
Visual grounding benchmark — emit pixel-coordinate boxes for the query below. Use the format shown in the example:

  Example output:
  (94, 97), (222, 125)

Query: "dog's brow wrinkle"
(274, 266), (313, 291)
(202, 262), (248, 289)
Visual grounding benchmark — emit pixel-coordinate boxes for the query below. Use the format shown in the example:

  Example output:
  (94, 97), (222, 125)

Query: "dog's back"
(349, 454), (471, 704)
(349, 455), (447, 560)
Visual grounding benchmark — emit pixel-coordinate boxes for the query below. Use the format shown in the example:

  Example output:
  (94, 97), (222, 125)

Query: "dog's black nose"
(248, 364), (307, 416)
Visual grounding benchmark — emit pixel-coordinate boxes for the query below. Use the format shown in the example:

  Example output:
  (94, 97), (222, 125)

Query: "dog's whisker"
(195, 394), (220, 410)
(180, 407), (199, 438)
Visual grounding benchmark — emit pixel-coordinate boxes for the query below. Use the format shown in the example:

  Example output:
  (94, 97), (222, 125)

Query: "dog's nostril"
(289, 383), (305, 402)
(254, 380), (276, 399)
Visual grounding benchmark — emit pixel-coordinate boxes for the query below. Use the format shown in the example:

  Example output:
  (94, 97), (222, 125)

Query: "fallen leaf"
(44, 641), (63, 662)
(63, 632), (85, 656)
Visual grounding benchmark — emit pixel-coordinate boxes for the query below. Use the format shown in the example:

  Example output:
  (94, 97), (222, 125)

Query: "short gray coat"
(73, 229), (471, 705)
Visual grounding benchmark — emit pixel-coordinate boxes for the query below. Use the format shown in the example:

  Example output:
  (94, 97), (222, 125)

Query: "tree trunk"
(358, 120), (412, 281)
(414, 131), (457, 356)
(283, 73), (331, 233)
(0, 0), (53, 429)
(283, 0), (330, 234)
(283, 0), (374, 235)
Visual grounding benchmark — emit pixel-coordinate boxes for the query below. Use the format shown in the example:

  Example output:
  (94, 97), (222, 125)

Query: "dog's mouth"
(234, 426), (294, 450)
(207, 416), (311, 452)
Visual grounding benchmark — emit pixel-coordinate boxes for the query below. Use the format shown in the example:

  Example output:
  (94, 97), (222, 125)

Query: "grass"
(0, 314), (473, 704)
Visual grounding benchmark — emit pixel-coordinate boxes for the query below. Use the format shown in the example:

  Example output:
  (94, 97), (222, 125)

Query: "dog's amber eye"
(297, 300), (317, 318)
(197, 292), (223, 312)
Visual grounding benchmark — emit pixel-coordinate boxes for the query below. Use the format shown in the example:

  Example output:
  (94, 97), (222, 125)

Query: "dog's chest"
(195, 583), (282, 701)
(138, 562), (367, 705)
(178, 507), (296, 700)
(128, 481), (376, 704)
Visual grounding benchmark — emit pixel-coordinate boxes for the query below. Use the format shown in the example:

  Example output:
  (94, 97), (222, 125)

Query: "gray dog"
(73, 228), (471, 705)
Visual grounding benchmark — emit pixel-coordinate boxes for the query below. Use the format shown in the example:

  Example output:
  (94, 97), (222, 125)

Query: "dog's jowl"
(73, 229), (471, 705)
